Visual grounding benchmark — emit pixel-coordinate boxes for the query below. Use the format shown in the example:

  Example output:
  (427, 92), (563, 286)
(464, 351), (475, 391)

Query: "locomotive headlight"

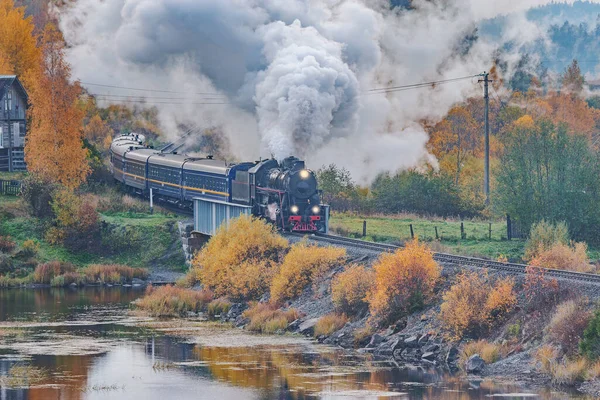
(290, 205), (299, 214)
(299, 169), (310, 179)
(311, 205), (321, 214)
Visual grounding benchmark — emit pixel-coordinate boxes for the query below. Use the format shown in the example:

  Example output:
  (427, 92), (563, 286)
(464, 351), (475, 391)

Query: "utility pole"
(479, 72), (492, 205)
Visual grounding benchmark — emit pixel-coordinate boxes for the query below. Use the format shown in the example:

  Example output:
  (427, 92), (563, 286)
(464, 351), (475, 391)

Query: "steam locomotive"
(109, 134), (328, 233)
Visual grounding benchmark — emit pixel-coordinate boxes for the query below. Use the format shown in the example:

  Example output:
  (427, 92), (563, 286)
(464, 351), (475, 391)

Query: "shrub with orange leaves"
(524, 265), (559, 310)
(367, 240), (441, 326)
(331, 264), (374, 315)
(548, 300), (592, 356)
(530, 242), (594, 273)
(439, 271), (516, 339)
(135, 285), (214, 317)
(192, 216), (289, 301)
(270, 242), (346, 304)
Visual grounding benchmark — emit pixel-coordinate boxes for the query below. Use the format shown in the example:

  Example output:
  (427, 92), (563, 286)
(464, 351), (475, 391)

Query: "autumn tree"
(0, 0), (40, 86)
(25, 24), (90, 188)
(428, 106), (480, 185)
(84, 114), (113, 152)
(562, 59), (584, 94)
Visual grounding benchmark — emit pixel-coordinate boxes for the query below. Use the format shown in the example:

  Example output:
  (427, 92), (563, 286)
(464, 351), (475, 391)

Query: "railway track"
(291, 233), (600, 285)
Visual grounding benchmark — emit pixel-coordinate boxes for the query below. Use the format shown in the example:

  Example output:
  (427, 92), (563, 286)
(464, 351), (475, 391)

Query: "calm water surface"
(0, 288), (586, 399)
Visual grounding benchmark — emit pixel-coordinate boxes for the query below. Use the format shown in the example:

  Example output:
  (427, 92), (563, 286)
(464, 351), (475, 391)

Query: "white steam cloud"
(57, 0), (596, 183)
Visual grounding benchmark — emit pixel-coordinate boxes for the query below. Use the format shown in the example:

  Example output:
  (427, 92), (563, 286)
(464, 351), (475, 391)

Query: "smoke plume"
(57, 0), (595, 182)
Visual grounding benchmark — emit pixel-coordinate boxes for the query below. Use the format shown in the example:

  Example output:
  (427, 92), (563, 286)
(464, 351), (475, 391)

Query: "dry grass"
(192, 216), (289, 301)
(243, 303), (300, 334)
(175, 271), (197, 288)
(367, 239), (441, 326)
(353, 325), (376, 347)
(548, 300), (592, 355)
(82, 264), (148, 283)
(459, 340), (503, 366)
(314, 313), (348, 337)
(530, 242), (594, 273)
(534, 345), (588, 385)
(135, 285), (214, 317)
(207, 298), (232, 318)
(439, 271), (516, 339)
(33, 261), (76, 284)
(588, 361), (600, 379)
(270, 241), (346, 304)
(331, 264), (374, 315)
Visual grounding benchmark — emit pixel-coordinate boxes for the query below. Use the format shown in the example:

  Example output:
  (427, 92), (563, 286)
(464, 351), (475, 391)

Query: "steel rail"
(289, 233), (600, 285)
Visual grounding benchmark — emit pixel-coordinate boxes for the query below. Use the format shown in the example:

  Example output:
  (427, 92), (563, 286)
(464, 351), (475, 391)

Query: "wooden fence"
(0, 179), (22, 196)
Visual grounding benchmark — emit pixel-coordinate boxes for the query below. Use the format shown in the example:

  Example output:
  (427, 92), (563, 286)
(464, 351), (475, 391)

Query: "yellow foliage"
(270, 241), (345, 304)
(439, 271), (516, 339)
(192, 216), (289, 301)
(367, 240), (441, 325)
(314, 313), (348, 337)
(331, 264), (374, 314)
(0, 0), (40, 84)
(25, 24), (90, 188)
(525, 220), (569, 260)
(530, 242), (594, 273)
(84, 114), (113, 151)
(243, 303), (300, 334)
(514, 115), (535, 129)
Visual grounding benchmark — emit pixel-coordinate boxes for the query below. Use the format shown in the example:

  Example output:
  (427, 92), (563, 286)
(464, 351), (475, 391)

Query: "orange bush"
(33, 261), (76, 284)
(530, 242), (594, 273)
(524, 265), (559, 309)
(135, 285), (214, 317)
(548, 300), (592, 355)
(314, 313), (348, 337)
(0, 236), (16, 253)
(331, 264), (374, 314)
(243, 303), (300, 334)
(367, 240), (440, 325)
(270, 242), (346, 304)
(192, 216), (289, 300)
(83, 264), (148, 283)
(439, 271), (516, 339)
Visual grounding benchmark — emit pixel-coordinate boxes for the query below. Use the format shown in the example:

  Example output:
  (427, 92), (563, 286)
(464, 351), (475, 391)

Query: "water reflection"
(0, 288), (589, 399)
(0, 287), (145, 322)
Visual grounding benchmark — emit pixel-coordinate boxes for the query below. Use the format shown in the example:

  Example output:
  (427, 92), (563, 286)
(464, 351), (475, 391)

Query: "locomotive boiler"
(109, 133), (328, 233)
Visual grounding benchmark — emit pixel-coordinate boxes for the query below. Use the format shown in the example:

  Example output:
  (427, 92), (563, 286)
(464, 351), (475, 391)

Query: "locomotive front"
(251, 157), (328, 232)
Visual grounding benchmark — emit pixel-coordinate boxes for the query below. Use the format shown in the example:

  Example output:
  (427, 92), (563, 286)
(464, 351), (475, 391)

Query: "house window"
(4, 90), (12, 112)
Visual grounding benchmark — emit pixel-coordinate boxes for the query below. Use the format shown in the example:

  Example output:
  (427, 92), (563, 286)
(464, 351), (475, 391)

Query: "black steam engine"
(109, 134), (328, 233)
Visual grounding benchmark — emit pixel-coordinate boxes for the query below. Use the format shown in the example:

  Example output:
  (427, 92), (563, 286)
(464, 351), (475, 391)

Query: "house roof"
(0, 75), (28, 103)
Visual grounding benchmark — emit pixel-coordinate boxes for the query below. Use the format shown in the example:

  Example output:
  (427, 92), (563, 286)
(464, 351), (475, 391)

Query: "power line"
(367, 74), (480, 94)
(92, 97), (229, 105)
(90, 93), (225, 101)
(80, 81), (225, 96)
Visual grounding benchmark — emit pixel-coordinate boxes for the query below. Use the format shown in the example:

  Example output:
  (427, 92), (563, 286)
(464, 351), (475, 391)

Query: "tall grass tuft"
(314, 313), (348, 337)
(33, 261), (76, 284)
(135, 285), (214, 317)
(83, 264), (148, 283)
(243, 303), (300, 334)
